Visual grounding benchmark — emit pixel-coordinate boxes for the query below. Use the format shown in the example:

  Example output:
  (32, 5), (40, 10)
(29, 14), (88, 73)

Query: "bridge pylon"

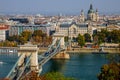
(52, 33), (70, 59)
(18, 42), (39, 72)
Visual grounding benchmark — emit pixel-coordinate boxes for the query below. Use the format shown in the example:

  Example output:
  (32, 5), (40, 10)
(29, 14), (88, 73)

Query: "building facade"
(9, 24), (51, 36)
(56, 22), (93, 39)
(0, 24), (9, 41)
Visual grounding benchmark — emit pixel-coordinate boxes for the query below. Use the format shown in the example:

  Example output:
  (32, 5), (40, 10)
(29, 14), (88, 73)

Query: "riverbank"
(0, 47), (119, 54)
(38, 47), (120, 54)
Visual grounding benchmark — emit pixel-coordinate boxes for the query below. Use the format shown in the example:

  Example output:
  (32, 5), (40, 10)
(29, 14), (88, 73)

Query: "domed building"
(87, 4), (99, 21)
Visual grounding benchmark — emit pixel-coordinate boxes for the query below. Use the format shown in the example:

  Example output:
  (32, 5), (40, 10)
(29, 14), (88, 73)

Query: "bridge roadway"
(5, 38), (65, 79)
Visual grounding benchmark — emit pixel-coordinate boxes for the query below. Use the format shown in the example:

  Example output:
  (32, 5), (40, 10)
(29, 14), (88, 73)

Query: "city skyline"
(0, 0), (120, 15)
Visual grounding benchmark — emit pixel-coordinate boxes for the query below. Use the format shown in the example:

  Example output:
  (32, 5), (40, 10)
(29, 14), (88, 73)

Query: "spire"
(81, 9), (83, 12)
(81, 9), (84, 15)
(96, 9), (98, 12)
(90, 4), (93, 10)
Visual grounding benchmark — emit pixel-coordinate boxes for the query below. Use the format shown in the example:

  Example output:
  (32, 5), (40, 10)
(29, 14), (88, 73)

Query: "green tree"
(77, 34), (85, 47)
(97, 32), (106, 43)
(84, 33), (91, 42)
(45, 72), (75, 80)
(64, 36), (69, 42)
(111, 30), (120, 43)
(7, 35), (19, 42)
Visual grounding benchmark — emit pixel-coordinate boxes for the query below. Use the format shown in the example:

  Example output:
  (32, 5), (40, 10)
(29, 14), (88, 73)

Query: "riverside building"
(55, 22), (93, 40)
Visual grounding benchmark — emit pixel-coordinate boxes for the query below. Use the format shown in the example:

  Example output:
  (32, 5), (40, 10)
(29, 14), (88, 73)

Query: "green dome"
(88, 9), (95, 14)
(88, 4), (95, 14)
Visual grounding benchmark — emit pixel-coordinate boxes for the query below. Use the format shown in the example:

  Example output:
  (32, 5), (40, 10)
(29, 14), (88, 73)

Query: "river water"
(0, 54), (18, 78)
(0, 53), (113, 80)
(41, 53), (110, 80)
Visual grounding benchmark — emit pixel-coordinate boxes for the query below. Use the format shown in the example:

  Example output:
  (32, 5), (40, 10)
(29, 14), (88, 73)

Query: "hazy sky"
(0, 0), (120, 15)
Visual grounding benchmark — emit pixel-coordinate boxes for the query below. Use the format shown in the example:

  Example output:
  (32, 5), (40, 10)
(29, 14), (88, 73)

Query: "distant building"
(9, 18), (29, 24)
(87, 4), (99, 21)
(0, 24), (9, 41)
(9, 24), (51, 36)
(106, 25), (120, 31)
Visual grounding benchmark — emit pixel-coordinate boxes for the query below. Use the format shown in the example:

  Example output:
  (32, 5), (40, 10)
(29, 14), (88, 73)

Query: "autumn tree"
(98, 53), (120, 80)
(98, 63), (120, 80)
(21, 30), (32, 41)
(32, 30), (52, 46)
(0, 41), (17, 47)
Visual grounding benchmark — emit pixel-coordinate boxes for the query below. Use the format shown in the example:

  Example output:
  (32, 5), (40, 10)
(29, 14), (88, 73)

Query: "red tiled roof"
(0, 24), (9, 30)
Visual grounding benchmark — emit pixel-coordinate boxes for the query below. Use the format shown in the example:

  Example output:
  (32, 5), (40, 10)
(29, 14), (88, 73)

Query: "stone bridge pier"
(52, 33), (70, 59)
(17, 43), (39, 72)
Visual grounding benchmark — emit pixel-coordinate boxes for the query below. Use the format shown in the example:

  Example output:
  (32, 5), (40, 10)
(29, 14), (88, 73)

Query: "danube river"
(0, 53), (114, 80)
(41, 53), (110, 80)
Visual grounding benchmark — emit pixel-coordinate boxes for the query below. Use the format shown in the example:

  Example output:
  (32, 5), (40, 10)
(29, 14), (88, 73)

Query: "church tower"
(95, 9), (99, 21)
(80, 9), (85, 22)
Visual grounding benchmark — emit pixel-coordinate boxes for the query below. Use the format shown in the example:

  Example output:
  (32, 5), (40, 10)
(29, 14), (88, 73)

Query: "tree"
(0, 41), (17, 47)
(22, 71), (75, 80)
(77, 34), (85, 47)
(111, 30), (120, 43)
(97, 32), (106, 43)
(98, 53), (120, 80)
(32, 30), (52, 46)
(21, 30), (32, 41)
(32, 30), (46, 43)
(33, 30), (43, 37)
(18, 36), (27, 44)
(98, 62), (120, 80)
(44, 72), (75, 80)
(7, 35), (19, 42)
(84, 33), (91, 42)
(64, 36), (69, 42)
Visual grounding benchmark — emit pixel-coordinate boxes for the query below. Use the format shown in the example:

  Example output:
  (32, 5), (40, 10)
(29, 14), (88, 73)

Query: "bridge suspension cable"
(38, 39), (61, 75)
(6, 54), (32, 80)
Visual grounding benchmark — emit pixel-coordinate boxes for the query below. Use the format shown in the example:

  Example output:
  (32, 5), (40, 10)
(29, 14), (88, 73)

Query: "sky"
(0, 0), (120, 15)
